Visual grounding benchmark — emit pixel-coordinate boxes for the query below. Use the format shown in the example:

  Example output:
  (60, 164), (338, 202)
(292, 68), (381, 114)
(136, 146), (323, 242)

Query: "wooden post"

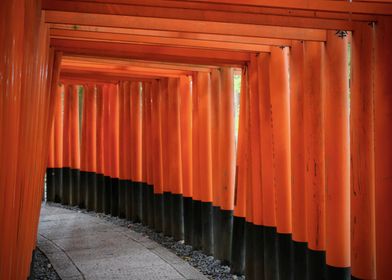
(351, 23), (376, 280)
(325, 30), (350, 278)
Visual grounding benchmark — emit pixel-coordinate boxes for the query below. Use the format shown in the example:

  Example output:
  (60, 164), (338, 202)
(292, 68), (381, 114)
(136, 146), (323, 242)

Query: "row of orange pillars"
(46, 27), (392, 280)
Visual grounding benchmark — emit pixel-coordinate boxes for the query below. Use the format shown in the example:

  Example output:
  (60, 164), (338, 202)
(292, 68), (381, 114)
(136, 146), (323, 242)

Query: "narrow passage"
(37, 204), (207, 280)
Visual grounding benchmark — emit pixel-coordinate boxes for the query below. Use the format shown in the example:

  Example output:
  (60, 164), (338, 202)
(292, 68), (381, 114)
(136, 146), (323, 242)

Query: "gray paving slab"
(37, 204), (208, 280)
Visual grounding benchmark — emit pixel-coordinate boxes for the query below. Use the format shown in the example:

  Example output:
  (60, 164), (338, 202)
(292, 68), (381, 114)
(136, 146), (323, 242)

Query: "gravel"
(29, 248), (61, 280)
(45, 202), (245, 280)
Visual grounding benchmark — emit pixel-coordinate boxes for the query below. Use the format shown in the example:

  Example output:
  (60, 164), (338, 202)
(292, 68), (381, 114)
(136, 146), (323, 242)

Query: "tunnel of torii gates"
(1, 0), (392, 280)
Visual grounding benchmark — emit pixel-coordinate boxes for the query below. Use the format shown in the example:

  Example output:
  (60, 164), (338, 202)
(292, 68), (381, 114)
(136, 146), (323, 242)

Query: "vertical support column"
(161, 78), (172, 236)
(270, 46), (293, 279)
(219, 67), (235, 265)
(168, 78), (184, 241)
(325, 30), (350, 279)
(145, 83), (155, 228)
(110, 84), (120, 217)
(198, 72), (214, 255)
(86, 85), (97, 212)
(47, 121), (55, 202)
(257, 53), (278, 280)
(247, 55), (262, 279)
(118, 82), (127, 219)
(131, 82), (143, 221)
(54, 84), (64, 204)
(152, 80), (164, 231)
(351, 23), (376, 280)
(192, 73), (202, 250)
(141, 82), (149, 225)
(290, 40), (307, 279)
(96, 85), (105, 213)
(122, 82), (133, 221)
(210, 69), (222, 259)
(180, 75), (193, 244)
(231, 68), (248, 276)
(304, 41), (326, 279)
(62, 84), (72, 205)
(70, 85), (81, 207)
(374, 17), (392, 280)
(79, 85), (88, 209)
(103, 85), (112, 215)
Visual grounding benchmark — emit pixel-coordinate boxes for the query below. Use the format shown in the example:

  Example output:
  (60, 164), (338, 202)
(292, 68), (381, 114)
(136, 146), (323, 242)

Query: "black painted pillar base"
(213, 206), (221, 259)
(54, 168), (63, 204)
(192, 200), (202, 250)
(87, 172), (97, 211)
(231, 216), (245, 275)
(163, 192), (172, 236)
(142, 183), (149, 226)
(132, 182), (142, 222)
(278, 233), (293, 280)
(264, 226), (279, 280)
(201, 201), (214, 255)
(96, 173), (104, 213)
(183, 197), (193, 244)
(62, 167), (72, 205)
(245, 222), (255, 279)
(220, 209), (233, 264)
(253, 225), (265, 280)
(79, 171), (87, 209)
(307, 248), (326, 280)
(326, 265), (351, 280)
(111, 178), (119, 217)
(293, 241), (307, 280)
(70, 169), (80, 206)
(171, 194), (184, 241)
(147, 184), (155, 228)
(103, 176), (111, 215)
(118, 180), (126, 219)
(153, 193), (164, 232)
(125, 180), (133, 220)
(46, 168), (55, 202)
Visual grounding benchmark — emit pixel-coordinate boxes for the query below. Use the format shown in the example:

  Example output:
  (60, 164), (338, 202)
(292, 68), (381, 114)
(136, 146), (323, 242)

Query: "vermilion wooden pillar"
(86, 85), (97, 212)
(131, 82), (143, 221)
(351, 23), (376, 280)
(289, 40), (307, 279)
(210, 68), (222, 258)
(95, 85), (105, 213)
(192, 72), (202, 250)
(103, 85), (112, 215)
(219, 67), (235, 264)
(197, 72), (214, 255)
(141, 82), (149, 225)
(62, 84), (72, 205)
(374, 17), (392, 280)
(303, 41), (326, 279)
(168, 78), (184, 240)
(247, 54), (262, 279)
(179, 75), (193, 244)
(231, 68), (248, 276)
(325, 30), (350, 278)
(109, 84), (120, 217)
(54, 84), (64, 204)
(152, 80), (164, 231)
(257, 53), (278, 280)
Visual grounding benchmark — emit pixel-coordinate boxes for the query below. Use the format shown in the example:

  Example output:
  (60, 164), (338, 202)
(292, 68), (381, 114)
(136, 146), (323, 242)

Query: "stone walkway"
(37, 204), (208, 280)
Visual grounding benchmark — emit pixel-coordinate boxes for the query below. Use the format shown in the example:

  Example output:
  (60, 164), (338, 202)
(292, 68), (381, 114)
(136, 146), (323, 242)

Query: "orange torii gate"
(1, 1), (392, 279)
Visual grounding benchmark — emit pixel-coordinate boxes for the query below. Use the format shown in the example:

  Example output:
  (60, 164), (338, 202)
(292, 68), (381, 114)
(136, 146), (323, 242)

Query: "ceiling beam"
(52, 38), (251, 65)
(45, 11), (327, 41)
(51, 24), (292, 47)
(41, 0), (368, 30)
(50, 29), (272, 52)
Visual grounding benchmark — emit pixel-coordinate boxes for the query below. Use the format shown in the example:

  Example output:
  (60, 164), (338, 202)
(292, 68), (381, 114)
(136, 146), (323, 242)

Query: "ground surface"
(37, 204), (209, 280)
(30, 248), (61, 280)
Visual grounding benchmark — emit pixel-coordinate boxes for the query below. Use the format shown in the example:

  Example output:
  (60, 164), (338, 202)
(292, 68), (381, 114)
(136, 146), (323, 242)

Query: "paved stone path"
(37, 204), (208, 280)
